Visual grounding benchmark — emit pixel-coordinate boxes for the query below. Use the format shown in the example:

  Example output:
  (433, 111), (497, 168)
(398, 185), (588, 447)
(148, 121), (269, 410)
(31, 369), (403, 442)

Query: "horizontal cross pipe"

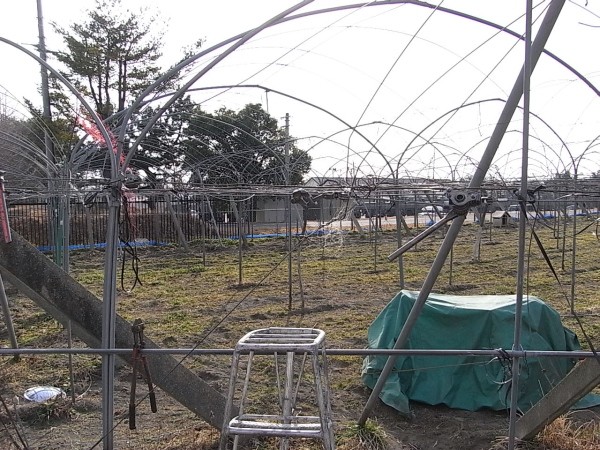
(0, 347), (594, 359)
(0, 231), (228, 430)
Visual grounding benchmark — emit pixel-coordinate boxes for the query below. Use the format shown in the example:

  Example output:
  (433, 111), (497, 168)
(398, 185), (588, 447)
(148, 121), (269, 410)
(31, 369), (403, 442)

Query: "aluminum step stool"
(220, 327), (335, 450)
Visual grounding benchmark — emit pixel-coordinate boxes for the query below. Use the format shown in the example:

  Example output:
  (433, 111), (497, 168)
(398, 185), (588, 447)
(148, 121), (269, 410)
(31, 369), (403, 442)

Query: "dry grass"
(535, 415), (600, 449)
(0, 219), (599, 449)
(491, 414), (600, 450)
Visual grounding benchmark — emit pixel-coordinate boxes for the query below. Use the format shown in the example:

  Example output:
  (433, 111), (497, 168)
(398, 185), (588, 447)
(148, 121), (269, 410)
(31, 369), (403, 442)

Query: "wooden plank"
(516, 358), (600, 440)
(0, 231), (228, 430)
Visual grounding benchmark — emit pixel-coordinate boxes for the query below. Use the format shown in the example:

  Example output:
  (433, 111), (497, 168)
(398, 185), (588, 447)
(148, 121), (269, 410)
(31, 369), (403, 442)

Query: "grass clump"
(337, 419), (388, 450)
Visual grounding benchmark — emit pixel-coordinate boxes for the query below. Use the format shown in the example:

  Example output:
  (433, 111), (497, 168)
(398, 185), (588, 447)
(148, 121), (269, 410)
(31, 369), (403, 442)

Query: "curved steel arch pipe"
(360, 0), (566, 428)
(120, 1), (315, 170)
(115, 1), (599, 181)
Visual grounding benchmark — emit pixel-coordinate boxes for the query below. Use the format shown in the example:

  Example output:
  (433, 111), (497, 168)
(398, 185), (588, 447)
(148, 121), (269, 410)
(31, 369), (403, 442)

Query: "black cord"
(516, 195), (600, 365)
(119, 194), (142, 291)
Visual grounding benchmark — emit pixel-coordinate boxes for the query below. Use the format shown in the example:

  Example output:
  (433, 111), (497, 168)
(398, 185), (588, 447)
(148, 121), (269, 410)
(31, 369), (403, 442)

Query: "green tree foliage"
(129, 96), (199, 186)
(42, 2), (311, 186)
(131, 101), (311, 185)
(187, 103), (310, 185)
(24, 100), (79, 163)
(52, 0), (164, 119)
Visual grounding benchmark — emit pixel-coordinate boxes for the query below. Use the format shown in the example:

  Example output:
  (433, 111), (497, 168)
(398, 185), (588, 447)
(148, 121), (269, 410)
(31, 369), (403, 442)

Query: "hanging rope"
(119, 192), (142, 291)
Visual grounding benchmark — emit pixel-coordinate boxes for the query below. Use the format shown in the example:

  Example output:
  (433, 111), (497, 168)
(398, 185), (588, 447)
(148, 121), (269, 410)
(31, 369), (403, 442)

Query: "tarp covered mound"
(361, 290), (582, 416)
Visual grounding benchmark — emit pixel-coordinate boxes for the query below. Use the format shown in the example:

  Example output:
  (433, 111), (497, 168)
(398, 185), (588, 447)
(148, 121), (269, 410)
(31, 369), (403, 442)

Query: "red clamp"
(0, 172), (12, 243)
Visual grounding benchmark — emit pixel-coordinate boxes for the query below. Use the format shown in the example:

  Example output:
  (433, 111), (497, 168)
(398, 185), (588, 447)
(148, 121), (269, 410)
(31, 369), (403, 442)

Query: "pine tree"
(52, 0), (164, 119)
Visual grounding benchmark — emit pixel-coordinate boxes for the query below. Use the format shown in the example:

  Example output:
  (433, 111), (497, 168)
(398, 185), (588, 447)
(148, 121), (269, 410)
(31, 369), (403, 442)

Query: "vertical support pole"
(36, 0), (52, 159)
(412, 192), (418, 232)
(508, 1), (533, 448)
(394, 190), (405, 289)
(67, 320), (76, 403)
(561, 200), (568, 269)
(281, 351), (294, 450)
(284, 113), (292, 307)
(60, 164), (71, 271)
(200, 193), (207, 266)
(229, 196), (247, 248)
(37, 0), (61, 266)
(84, 204), (95, 249)
(372, 196), (378, 273)
(239, 205), (243, 286)
(102, 190), (120, 449)
(448, 247), (454, 286)
(151, 196), (163, 244)
(0, 178), (18, 359)
(320, 200), (325, 258)
(0, 174), (11, 244)
(1, 26), (125, 450)
(359, 0), (565, 426)
(553, 192), (559, 245)
(0, 274), (19, 360)
(165, 194), (190, 251)
(230, 197), (243, 286)
(569, 187), (577, 313)
(196, 171), (221, 242)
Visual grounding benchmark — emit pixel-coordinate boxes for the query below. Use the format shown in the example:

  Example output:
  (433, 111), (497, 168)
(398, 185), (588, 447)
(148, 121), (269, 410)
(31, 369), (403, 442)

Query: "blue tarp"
(38, 240), (168, 252)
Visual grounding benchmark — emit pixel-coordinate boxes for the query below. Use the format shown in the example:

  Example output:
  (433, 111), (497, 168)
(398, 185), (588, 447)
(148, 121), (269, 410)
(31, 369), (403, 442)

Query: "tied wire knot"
(129, 318), (157, 430)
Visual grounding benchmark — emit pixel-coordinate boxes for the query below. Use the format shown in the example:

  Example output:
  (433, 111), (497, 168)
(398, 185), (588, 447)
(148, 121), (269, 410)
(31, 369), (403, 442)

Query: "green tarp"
(361, 290), (584, 416)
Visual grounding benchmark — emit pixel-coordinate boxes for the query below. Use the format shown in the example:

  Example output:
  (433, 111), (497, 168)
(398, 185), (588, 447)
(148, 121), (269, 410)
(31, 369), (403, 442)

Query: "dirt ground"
(0, 222), (599, 449)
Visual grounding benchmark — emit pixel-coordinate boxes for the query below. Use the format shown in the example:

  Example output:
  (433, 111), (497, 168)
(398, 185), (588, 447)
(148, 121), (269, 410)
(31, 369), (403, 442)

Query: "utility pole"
(359, 0), (565, 427)
(37, 0), (65, 270)
(37, 0), (52, 160)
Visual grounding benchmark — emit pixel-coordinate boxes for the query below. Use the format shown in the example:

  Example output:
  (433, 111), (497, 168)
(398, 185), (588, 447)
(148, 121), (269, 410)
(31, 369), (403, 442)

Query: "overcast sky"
(1, 1), (599, 180)
(0, 0), (302, 99)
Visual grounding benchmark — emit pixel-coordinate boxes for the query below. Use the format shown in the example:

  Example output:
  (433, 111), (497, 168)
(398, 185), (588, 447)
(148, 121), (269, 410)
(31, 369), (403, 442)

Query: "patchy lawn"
(1, 219), (599, 449)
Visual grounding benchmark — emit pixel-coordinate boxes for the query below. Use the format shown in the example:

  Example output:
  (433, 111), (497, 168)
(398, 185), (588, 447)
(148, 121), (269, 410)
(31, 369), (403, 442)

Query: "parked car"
(358, 199), (394, 218)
